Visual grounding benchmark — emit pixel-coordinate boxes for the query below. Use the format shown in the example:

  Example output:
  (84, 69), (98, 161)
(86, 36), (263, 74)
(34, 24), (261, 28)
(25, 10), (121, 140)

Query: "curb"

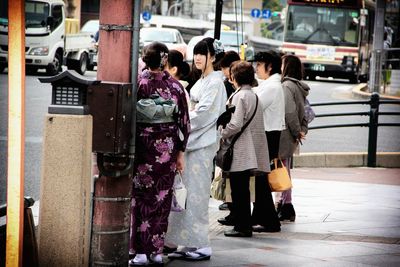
(352, 83), (400, 100)
(294, 152), (400, 168)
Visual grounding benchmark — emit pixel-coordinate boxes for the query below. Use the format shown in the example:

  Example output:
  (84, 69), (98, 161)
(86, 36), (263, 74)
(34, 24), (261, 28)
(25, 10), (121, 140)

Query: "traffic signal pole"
(214, 0), (224, 40)
(90, 0), (138, 266)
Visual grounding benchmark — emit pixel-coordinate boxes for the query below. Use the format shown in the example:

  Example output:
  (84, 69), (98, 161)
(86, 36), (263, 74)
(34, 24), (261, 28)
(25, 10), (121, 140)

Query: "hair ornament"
(159, 51), (168, 69)
(213, 39), (224, 55)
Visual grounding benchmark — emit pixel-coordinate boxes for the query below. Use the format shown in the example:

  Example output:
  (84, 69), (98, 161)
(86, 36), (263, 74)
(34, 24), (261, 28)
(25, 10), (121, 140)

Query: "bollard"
(367, 93), (380, 167)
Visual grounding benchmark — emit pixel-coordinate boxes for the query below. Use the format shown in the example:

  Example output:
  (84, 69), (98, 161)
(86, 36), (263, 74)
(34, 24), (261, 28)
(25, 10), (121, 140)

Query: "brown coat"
(221, 85), (270, 174)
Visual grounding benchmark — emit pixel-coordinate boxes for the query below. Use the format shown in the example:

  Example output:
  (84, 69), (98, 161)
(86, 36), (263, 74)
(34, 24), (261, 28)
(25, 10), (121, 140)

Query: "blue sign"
(250, 8), (261, 18)
(262, 9), (271, 19)
(142, 11), (152, 21)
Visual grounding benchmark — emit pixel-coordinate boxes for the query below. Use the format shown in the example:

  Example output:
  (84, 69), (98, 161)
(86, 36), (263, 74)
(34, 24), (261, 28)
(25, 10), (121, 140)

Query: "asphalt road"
(0, 72), (399, 205)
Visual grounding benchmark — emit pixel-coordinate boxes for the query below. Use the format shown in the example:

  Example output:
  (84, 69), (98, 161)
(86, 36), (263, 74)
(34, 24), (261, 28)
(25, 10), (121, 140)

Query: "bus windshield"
(284, 5), (360, 46)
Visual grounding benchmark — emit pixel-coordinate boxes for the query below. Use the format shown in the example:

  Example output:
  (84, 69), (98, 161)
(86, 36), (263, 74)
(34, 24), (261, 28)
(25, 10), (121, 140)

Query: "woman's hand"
(176, 151), (185, 173)
(297, 131), (306, 145)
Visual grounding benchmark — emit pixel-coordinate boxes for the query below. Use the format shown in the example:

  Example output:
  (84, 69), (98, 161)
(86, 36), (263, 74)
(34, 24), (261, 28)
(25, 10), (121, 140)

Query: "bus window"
(285, 5), (359, 46)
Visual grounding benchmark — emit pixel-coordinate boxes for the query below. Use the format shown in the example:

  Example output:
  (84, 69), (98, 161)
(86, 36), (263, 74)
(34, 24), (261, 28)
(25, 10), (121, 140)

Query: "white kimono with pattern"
(166, 70), (227, 248)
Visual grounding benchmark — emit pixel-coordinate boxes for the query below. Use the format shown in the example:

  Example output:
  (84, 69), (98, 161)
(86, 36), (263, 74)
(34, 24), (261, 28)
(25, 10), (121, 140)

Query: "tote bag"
(171, 172), (187, 212)
(268, 159), (292, 192)
(210, 167), (226, 201)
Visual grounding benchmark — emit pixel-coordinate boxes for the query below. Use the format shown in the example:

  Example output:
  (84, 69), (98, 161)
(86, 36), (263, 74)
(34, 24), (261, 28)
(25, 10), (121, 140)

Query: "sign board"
(262, 9), (271, 19)
(142, 11), (152, 21)
(250, 8), (261, 18)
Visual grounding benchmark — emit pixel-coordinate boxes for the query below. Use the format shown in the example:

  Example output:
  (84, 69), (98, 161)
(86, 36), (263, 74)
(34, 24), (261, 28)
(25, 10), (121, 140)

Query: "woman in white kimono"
(166, 37), (227, 261)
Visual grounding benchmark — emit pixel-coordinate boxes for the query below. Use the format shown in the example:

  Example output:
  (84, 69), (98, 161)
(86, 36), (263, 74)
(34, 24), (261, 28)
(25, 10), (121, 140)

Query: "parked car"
(140, 27), (187, 59)
(204, 29), (248, 53)
(81, 19), (99, 37)
(81, 19), (99, 71)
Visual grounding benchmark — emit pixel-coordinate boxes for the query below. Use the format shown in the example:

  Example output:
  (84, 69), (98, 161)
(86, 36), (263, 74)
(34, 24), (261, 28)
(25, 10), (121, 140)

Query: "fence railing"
(309, 93), (400, 167)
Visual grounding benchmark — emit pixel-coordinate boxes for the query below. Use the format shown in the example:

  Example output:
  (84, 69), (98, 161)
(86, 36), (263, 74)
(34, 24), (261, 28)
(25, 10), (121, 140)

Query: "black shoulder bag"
(216, 95), (259, 171)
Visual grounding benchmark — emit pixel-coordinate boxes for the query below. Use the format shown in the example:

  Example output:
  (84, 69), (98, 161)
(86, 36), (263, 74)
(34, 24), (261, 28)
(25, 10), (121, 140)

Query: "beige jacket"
(221, 85), (270, 174)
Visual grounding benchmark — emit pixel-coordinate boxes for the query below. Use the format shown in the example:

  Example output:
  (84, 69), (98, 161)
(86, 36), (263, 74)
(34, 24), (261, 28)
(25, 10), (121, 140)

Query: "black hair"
(220, 51), (241, 68)
(281, 54), (304, 80)
(193, 37), (225, 72)
(142, 41), (169, 70)
(254, 50), (282, 75)
(230, 61), (256, 87)
(167, 49), (190, 80)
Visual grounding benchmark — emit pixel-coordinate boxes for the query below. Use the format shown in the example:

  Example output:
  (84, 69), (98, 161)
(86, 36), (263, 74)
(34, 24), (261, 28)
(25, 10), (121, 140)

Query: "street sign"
(262, 9), (271, 19)
(250, 8), (261, 18)
(142, 11), (152, 21)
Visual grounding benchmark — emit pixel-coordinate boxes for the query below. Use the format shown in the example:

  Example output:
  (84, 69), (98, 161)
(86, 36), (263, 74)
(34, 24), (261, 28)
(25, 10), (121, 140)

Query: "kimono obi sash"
(137, 94), (177, 124)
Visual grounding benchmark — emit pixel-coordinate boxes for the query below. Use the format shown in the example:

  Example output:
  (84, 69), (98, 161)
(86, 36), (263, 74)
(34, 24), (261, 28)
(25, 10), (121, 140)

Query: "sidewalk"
(31, 167), (400, 266)
(167, 167), (400, 266)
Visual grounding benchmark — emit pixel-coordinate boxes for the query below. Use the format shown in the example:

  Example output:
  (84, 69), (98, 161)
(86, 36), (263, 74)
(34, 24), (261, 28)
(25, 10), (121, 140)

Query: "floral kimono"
(130, 70), (190, 256)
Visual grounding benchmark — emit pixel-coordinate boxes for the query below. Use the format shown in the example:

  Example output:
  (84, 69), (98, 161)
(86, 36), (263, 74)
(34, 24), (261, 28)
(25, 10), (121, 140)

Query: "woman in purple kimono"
(129, 42), (190, 266)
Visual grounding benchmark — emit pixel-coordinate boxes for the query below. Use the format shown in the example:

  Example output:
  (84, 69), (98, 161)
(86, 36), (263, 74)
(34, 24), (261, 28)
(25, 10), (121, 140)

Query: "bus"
(281, 0), (375, 83)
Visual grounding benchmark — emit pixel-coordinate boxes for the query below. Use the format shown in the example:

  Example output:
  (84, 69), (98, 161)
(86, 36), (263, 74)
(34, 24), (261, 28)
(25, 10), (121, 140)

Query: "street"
(0, 72), (399, 205)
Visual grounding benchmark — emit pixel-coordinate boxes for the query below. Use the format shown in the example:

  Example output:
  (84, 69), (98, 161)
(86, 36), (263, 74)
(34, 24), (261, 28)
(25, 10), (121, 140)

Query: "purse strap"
(229, 94), (259, 148)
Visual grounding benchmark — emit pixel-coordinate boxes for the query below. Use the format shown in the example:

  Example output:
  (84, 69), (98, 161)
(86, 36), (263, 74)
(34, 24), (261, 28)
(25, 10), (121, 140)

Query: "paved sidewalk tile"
(165, 168), (400, 266)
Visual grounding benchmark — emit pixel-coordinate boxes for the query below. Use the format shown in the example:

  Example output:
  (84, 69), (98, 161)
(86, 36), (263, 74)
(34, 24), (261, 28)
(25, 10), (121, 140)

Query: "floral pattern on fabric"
(130, 70), (190, 255)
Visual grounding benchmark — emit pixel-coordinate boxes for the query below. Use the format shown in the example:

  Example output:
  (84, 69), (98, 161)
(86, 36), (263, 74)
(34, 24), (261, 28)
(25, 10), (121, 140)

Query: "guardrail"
(309, 93), (400, 167)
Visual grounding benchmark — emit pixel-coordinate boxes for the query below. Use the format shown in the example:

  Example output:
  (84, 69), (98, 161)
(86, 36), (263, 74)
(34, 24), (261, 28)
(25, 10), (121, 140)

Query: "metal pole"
(6, 0), (25, 266)
(367, 92), (380, 167)
(129, 0), (140, 159)
(214, 0), (224, 40)
(371, 50), (382, 93)
(369, 0), (386, 92)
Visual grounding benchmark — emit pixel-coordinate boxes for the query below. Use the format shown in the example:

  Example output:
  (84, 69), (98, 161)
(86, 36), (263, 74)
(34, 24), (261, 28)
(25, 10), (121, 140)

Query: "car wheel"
(349, 74), (359, 84)
(46, 52), (62, 76)
(75, 52), (88, 75)
(87, 64), (94, 71)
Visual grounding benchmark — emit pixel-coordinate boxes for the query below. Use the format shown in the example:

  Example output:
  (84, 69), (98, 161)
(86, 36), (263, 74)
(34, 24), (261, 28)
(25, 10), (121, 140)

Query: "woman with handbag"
(251, 51), (285, 233)
(278, 54), (310, 222)
(166, 37), (227, 260)
(129, 42), (190, 266)
(220, 61), (270, 237)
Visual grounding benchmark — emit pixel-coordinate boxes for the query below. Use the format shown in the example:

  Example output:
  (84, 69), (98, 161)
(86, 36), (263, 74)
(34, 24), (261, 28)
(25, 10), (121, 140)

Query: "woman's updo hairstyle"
(142, 41), (169, 70)
(193, 37), (225, 71)
(167, 49), (190, 80)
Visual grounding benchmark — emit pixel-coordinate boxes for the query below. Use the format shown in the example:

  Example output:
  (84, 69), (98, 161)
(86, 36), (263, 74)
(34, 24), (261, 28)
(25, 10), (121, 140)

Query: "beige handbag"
(268, 159), (292, 192)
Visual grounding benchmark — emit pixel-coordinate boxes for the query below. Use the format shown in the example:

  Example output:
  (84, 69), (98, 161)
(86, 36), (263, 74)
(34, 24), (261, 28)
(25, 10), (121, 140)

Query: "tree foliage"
(263, 0), (283, 11)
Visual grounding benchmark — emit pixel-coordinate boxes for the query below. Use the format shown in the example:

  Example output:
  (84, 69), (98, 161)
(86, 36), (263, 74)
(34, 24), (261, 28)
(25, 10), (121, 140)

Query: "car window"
(141, 29), (176, 43)
(204, 30), (247, 46)
(51, 5), (63, 29)
(81, 20), (99, 34)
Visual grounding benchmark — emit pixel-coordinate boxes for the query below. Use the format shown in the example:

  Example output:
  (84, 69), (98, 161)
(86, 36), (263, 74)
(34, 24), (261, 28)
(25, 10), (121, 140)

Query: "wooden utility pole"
(6, 0), (25, 266)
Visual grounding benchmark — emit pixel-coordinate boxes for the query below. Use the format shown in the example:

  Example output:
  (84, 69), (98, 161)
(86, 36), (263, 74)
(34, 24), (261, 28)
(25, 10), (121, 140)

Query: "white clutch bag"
(171, 172), (187, 212)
